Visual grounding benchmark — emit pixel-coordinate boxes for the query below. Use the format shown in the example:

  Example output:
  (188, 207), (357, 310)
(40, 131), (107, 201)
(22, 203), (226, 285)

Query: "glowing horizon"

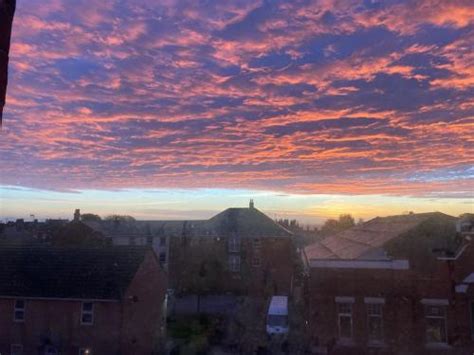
(0, 186), (471, 225)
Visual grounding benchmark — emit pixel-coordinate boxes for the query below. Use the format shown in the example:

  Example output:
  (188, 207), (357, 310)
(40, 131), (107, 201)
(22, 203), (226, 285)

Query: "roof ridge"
(339, 234), (372, 246)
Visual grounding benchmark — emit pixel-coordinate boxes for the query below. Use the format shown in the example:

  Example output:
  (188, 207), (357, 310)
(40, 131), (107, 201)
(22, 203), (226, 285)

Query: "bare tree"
(0, 0), (16, 123)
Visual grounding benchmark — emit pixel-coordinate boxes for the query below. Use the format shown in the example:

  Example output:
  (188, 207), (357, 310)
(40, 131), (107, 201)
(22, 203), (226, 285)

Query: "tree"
(338, 214), (355, 229)
(320, 214), (356, 236)
(80, 213), (102, 222)
(104, 214), (136, 222)
(276, 218), (302, 231)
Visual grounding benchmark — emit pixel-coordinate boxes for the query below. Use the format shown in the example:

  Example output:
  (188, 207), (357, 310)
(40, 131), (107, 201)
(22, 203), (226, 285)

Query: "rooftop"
(305, 212), (456, 261)
(205, 207), (292, 237)
(0, 245), (151, 300)
(85, 204), (292, 239)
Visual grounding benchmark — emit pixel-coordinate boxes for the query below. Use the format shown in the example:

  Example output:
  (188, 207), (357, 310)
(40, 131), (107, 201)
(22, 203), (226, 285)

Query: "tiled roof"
(84, 220), (201, 238)
(86, 207), (292, 239)
(0, 245), (149, 300)
(305, 212), (455, 261)
(302, 241), (337, 259)
(205, 207), (292, 237)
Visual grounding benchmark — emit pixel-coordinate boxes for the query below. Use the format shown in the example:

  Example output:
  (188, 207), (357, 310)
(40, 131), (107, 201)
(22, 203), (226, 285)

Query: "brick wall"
(0, 250), (168, 355)
(306, 252), (474, 354)
(120, 250), (168, 354)
(169, 236), (295, 296)
(0, 298), (121, 354)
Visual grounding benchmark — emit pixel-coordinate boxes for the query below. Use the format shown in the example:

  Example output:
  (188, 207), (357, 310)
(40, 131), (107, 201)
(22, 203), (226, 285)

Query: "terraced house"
(303, 212), (474, 354)
(83, 201), (295, 297)
(0, 246), (167, 355)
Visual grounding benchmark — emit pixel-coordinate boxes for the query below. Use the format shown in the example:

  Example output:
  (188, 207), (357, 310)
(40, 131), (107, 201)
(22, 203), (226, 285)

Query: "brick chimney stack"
(74, 209), (81, 222)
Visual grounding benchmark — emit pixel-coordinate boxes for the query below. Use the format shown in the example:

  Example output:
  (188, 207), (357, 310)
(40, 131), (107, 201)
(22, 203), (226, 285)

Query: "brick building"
(83, 214), (172, 270)
(167, 201), (295, 297)
(0, 245), (167, 355)
(303, 212), (474, 354)
(83, 202), (295, 297)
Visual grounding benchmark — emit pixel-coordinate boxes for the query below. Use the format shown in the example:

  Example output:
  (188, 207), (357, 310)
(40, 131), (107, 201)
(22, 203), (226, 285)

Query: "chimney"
(249, 199), (254, 209)
(74, 209), (81, 222)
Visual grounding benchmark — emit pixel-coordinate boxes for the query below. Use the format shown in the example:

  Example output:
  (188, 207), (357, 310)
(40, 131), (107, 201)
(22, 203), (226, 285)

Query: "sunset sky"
(0, 0), (473, 223)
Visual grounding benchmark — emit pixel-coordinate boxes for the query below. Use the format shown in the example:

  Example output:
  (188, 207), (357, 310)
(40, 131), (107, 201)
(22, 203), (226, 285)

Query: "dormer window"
(14, 299), (25, 322)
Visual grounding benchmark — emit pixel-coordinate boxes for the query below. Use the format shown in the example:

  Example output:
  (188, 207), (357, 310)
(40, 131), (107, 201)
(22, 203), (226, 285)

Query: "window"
(146, 236), (153, 246)
(228, 236), (240, 253)
(252, 255), (261, 267)
(129, 236), (136, 245)
(159, 252), (167, 264)
(228, 255), (241, 272)
(252, 238), (261, 250)
(337, 301), (353, 340)
(367, 303), (383, 343)
(425, 305), (447, 344)
(81, 302), (94, 325)
(14, 299), (25, 322)
(79, 348), (92, 355)
(160, 236), (166, 246)
(11, 344), (23, 355)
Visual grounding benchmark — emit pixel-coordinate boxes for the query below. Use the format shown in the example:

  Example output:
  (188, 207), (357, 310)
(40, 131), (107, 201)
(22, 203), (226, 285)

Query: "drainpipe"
(0, 0), (16, 124)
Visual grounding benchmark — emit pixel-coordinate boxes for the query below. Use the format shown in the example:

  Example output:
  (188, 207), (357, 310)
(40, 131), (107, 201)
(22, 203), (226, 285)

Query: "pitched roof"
(84, 219), (197, 238)
(0, 245), (149, 300)
(86, 207), (292, 239)
(204, 207), (292, 237)
(305, 212), (455, 261)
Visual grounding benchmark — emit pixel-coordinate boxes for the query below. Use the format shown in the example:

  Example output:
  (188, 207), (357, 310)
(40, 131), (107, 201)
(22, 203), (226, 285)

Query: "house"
(0, 218), (69, 245)
(0, 245), (167, 355)
(167, 200), (295, 296)
(82, 214), (172, 269)
(303, 212), (474, 354)
(457, 213), (474, 237)
(82, 202), (295, 297)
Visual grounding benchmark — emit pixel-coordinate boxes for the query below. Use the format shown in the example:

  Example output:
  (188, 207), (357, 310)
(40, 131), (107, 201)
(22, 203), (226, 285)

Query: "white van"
(266, 295), (289, 336)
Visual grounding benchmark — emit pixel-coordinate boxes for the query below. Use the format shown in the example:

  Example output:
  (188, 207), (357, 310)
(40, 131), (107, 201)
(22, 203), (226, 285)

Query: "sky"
(0, 0), (473, 222)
